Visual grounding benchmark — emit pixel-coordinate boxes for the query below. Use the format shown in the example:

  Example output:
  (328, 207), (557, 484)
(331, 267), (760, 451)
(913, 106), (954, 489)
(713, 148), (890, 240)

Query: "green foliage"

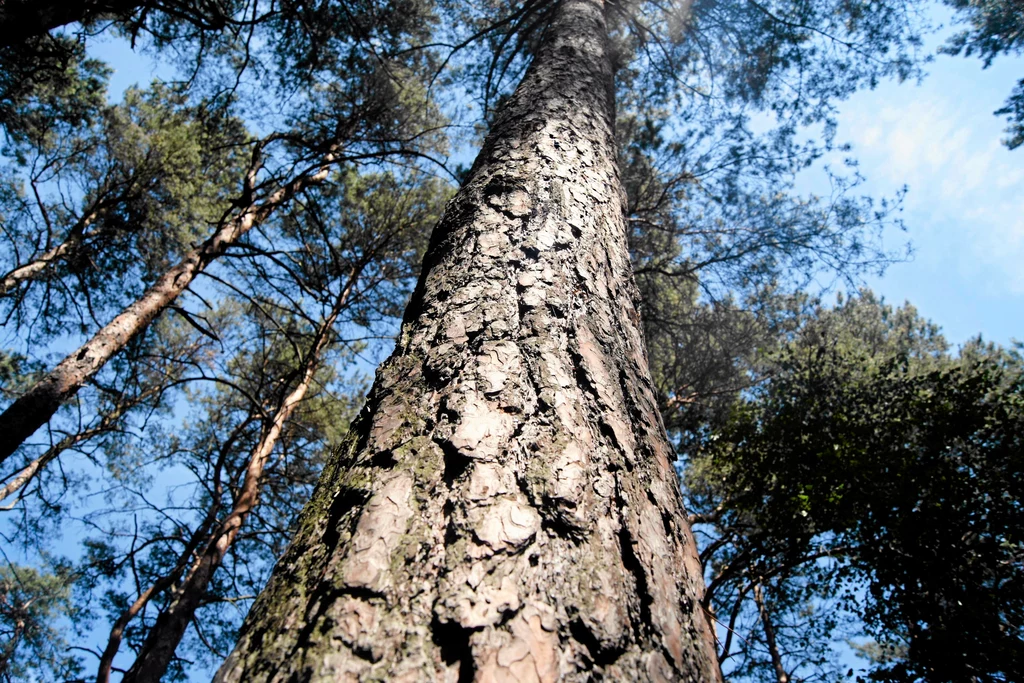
(88, 84), (249, 273)
(0, 34), (110, 149)
(0, 0), (1014, 680)
(0, 351), (43, 405)
(0, 562), (82, 683)
(994, 78), (1024, 149)
(687, 292), (1024, 681)
(943, 0), (1024, 65)
(0, 81), (248, 341)
(1, 1), (454, 676)
(51, 165), (449, 678)
(646, 0), (927, 119)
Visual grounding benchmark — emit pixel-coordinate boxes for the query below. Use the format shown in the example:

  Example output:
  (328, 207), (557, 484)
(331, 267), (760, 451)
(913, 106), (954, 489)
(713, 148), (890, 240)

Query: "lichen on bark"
(215, 1), (722, 680)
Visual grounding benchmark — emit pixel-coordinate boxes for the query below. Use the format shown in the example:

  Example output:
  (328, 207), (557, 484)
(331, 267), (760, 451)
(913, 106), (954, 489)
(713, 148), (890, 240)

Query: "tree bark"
(0, 150), (335, 467)
(215, 1), (721, 681)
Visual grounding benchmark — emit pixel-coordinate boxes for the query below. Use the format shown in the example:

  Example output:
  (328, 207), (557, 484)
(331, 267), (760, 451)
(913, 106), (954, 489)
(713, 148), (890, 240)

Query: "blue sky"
(837, 46), (1024, 348)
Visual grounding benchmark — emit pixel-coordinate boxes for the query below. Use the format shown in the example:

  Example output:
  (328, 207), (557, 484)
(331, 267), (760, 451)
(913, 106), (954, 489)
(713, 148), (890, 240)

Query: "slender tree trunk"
(118, 277), (354, 683)
(0, 151), (335, 467)
(93, 414), (257, 683)
(94, 495), (225, 683)
(215, 2), (721, 680)
(716, 581), (751, 665)
(753, 582), (788, 683)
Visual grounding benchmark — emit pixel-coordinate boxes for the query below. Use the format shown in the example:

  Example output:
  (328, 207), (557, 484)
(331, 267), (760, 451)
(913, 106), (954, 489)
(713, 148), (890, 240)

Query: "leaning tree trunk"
(215, 1), (722, 680)
(753, 582), (789, 683)
(0, 149), (335, 466)
(117, 269), (359, 683)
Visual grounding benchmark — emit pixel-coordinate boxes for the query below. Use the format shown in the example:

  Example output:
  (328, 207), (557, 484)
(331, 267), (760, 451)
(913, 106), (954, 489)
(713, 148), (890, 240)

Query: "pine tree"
(1, 0), (963, 678)
(216, 1), (722, 679)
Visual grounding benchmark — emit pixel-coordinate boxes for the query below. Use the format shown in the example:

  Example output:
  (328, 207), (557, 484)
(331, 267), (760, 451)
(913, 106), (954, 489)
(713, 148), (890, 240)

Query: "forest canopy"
(0, 0), (1021, 681)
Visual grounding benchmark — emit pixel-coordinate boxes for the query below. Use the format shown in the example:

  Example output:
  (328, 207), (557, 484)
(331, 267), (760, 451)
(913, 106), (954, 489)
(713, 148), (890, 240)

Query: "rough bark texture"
(0, 154), (334, 466)
(215, 1), (721, 680)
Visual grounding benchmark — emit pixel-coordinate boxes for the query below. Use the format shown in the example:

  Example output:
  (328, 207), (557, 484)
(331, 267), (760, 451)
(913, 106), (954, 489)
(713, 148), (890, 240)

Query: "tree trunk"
(94, 491), (225, 683)
(215, 1), (721, 681)
(753, 582), (789, 683)
(118, 276), (355, 683)
(0, 151), (335, 467)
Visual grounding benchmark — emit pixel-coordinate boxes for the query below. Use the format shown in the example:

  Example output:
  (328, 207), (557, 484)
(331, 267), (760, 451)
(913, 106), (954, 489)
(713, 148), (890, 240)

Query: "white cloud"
(838, 77), (1024, 296)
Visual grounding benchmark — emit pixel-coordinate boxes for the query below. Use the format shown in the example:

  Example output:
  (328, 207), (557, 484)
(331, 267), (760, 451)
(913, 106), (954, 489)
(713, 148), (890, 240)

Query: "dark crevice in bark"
(367, 450), (397, 469)
(430, 615), (476, 683)
(347, 641), (379, 663)
(443, 501), (459, 546)
(346, 400), (381, 465)
(517, 303), (534, 332)
(547, 296), (567, 317)
(482, 174), (526, 198)
(539, 507), (587, 542)
(617, 524), (654, 638)
(615, 519), (691, 677)
(650, 490), (677, 540)
(567, 344), (602, 402)
(494, 606), (521, 628)
(338, 585), (386, 602)
(423, 353), (461, 388)
(320, 484), (371, 555)
(243, 627), (267, 667)
(617, 365), (655, 427)
(520, 244), (541, 260)
(599, 419), (634, 470)
(437, 439), (472, 487)
(569, 617), (625, 668)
